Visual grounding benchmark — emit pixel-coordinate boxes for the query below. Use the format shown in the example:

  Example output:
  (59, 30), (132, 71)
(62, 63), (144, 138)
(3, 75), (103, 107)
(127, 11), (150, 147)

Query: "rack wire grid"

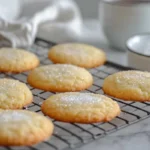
(1, 38), (150, 150)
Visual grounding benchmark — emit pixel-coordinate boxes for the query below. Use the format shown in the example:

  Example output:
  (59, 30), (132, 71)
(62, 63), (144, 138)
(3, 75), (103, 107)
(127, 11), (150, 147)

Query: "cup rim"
(101, 0), (150, 5)
(126, 33), (150, 57)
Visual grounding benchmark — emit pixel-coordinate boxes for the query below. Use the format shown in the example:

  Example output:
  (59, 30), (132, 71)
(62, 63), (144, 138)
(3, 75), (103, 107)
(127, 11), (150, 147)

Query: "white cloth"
(0, 0), (83, 48)
(0, 0), (107, 48)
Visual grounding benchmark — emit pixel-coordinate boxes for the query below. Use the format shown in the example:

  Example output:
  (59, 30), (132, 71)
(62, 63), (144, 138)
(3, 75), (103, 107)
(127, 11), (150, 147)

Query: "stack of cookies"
(0, 43), (148, 146)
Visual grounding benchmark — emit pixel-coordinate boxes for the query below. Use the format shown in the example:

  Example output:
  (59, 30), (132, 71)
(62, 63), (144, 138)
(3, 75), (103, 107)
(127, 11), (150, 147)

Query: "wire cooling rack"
(1, 38), (150, 150)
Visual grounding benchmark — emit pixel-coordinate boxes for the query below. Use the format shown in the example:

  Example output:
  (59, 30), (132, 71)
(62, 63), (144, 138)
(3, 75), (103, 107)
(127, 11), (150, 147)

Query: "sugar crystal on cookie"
(0, 111), (30, 122)
(60, 93), (103, 105)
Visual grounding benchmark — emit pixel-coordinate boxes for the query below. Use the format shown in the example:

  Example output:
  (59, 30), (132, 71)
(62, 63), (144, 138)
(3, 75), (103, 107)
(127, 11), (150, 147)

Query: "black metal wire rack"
(1, 38), (150, 150)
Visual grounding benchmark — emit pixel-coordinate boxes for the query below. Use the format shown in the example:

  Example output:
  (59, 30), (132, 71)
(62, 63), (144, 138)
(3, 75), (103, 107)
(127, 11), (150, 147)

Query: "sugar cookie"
(27, 64), (93, 92)
(103, 70), (150, 101)
(0, 48), (39, 73)
(0, 78), (33, 109)
(0, 110), (53, 146)
(48, 43), (106, 68)
(41, 92), (120, 123)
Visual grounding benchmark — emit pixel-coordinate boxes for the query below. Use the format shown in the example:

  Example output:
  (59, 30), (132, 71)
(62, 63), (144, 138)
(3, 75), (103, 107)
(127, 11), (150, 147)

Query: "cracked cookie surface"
(0, 48), (39, 73)
(103, 70), (150, 101)
(41, 92), (120, 123)
(0, 110), (53, 146)
(27, 64), (93, 92)
(0, 78), (33, 109)
(48, 43), (106, 68)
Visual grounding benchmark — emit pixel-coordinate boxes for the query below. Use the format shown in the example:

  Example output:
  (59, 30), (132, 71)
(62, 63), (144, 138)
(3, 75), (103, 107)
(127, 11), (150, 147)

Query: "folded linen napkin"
(0, 0), (82, 48)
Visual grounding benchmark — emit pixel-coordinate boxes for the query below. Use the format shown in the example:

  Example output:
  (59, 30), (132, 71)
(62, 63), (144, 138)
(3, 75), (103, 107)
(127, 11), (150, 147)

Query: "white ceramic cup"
(127, 34), (150, 71)
(99, 0), (150, 51)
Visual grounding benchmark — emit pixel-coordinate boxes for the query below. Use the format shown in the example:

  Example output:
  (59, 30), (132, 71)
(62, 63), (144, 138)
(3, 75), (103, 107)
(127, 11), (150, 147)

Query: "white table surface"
(77, 118), (150, 150)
